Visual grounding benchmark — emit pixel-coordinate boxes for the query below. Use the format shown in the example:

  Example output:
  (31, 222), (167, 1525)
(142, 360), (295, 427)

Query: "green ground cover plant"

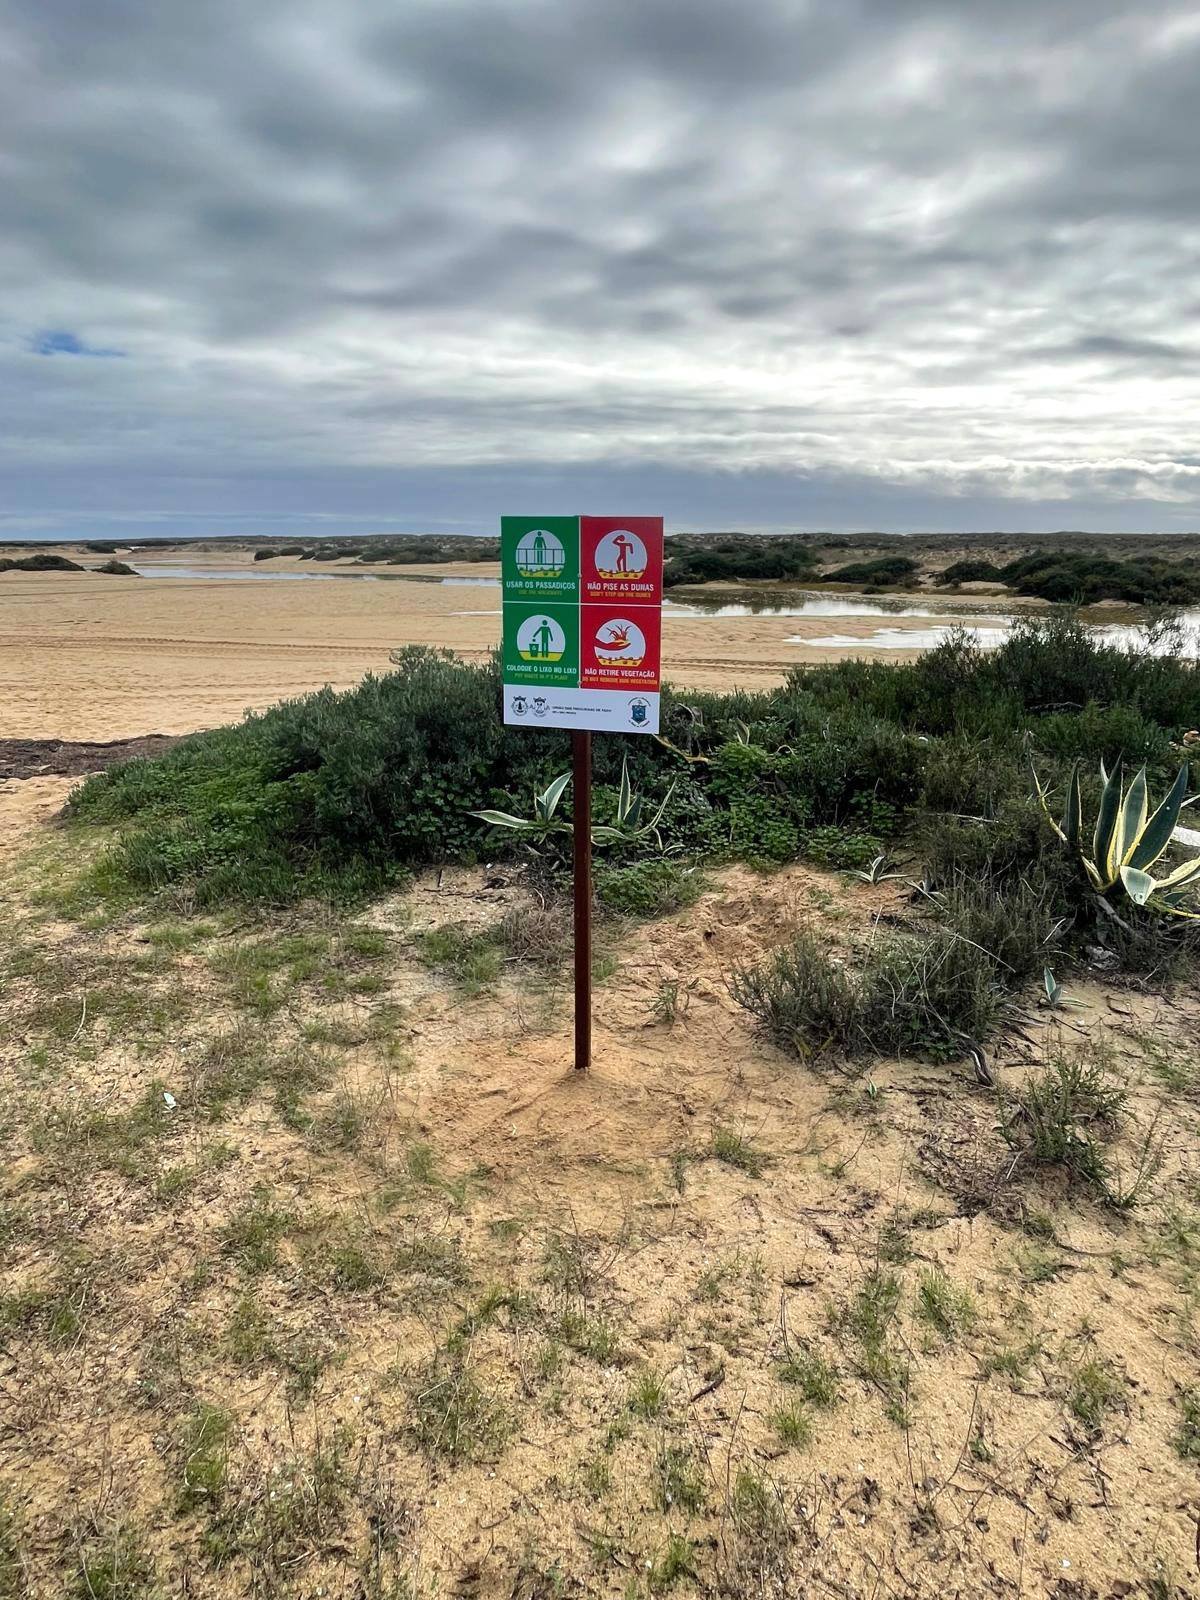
(937, 551), (1200, 605)
(64, 620), (1200, 1057)
(935, 558), (1003, 585)
(663, 534), (820, 587)
(0, 552), (84, 573)
(822, 555), (920, 588)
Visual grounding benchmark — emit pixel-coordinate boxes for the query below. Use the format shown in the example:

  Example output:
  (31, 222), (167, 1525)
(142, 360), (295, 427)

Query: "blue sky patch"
(32, 329), (123, 357)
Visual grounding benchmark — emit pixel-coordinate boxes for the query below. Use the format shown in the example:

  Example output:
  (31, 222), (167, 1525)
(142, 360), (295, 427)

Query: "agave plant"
(852, 853), (904, 886)
(1042, 967), (1081, 1009)
(1034, 759), (1200, 918)
(591, 759), (676, 848)
(472, 758), (675, 850)
(472, 771), (574, 839)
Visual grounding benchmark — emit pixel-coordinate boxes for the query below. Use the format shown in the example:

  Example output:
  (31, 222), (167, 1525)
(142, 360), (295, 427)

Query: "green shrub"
(999, 1051), (1127, 1197)
(822, 555), (920, 587)
(731, 928), (862, 1057)
(803, 826), (882, 870)
(663, 534), (819, 587)
(798, 616), (1200, 740)
(595, 860), (705, 918)
(1034, 702), (1172, 766)
(999, 551), (1200, 606)
(936, 559), (1003, 585)
(732, 872), (1060, 1060)
(0, 552), (84, 573)
(63, 618), (1200, 925)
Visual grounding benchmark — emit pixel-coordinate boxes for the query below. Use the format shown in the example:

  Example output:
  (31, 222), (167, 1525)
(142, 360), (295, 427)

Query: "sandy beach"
(0, 546), (1033, 743)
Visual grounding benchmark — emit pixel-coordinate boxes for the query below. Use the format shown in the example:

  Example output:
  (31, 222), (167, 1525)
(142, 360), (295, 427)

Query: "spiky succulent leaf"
(1115, 766), (1149, 868)
(592, 823), (657, 847)
(1081, 856), (1104, 890)
(1127, 764), (1189, 871)
(616, 757), (633, 823)
(471, 808), (540, 830)
(1032, 765), (1068, 843)
(1061, 762), (1082, 850)
(535, 771), (572, 822)
(1119, 864), (1155, 906)
(1092, 760), (1123, 885)
(643, 778), (677, 834)
(1147, 895), (1200, 921)
(1148, 852), (1200, 892)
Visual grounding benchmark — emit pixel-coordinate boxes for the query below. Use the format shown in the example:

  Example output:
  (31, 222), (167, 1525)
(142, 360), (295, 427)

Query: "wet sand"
(1, 546), (1017, 741)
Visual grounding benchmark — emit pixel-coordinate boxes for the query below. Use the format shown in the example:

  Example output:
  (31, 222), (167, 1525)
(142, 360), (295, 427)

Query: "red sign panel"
(580, 603), (662, 691)
(581, 516), (663, 606)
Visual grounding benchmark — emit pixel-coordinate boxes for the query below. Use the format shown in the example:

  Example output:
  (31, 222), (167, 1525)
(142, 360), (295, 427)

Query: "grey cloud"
(1, 0), (1198, 537)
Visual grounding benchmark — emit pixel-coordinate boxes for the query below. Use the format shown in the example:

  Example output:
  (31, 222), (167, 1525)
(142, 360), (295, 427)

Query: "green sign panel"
(501, 600), (579, 686)
(501, 515), (580, 601)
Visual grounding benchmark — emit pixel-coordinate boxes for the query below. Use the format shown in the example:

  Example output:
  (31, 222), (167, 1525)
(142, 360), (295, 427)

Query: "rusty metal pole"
(572, 730), (592, 1071)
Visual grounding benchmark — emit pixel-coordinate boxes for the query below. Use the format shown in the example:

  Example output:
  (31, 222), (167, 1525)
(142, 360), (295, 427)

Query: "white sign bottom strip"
(502, 685), (660, 734)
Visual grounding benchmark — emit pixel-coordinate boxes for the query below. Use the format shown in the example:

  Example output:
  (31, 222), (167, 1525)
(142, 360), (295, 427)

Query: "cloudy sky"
(2, 0), (1199, 539)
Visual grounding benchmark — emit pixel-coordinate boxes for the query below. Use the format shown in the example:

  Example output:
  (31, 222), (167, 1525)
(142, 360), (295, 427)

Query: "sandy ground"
(0, 775), (73, 861)
(1, 840), (1197, 1597)
(0, 548), (1021, 741)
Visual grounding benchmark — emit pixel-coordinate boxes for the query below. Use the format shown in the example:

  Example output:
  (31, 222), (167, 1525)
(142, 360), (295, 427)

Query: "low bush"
(730, 928), (862, 1057)
(0, 552), (83, 573)
(732, 874), (1063, 1060)
(999, 1051), (1126, 1194)
(802, 826), (882, 871)
(822, 556), (920, 588)
(795, 616), (1200, 738)
(663, 535), (819, 587)
(595, 860), (705, 919)
(65, 619), (1200, 943)
(936, 559), (1003, 586)
(998, 1046), (1165, 1210)
(499, 903), (572, 965)
(999, 551), (1200, 606)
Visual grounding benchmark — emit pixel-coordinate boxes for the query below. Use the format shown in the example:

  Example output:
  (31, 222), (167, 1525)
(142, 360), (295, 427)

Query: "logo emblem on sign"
(629, 697), (650, 726)
(517, 614), (567, 662)
(594, 528), (647, 581)
(533, 696), (548, 716)
(515, 528), (567, 578)
(511, 694), (528, 716)
(593, 617), (646, 666)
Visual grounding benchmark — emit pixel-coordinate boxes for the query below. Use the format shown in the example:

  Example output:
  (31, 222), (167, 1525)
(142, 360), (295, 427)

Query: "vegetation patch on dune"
(937, 548), (1200, 604)
(63, 622), (1200, 1067)
(0, 552), (84, 573)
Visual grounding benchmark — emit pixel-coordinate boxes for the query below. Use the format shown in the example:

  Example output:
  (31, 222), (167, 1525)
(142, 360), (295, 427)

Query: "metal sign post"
(572, 730), (592, 1073)
(500, 514), (664, 1072)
